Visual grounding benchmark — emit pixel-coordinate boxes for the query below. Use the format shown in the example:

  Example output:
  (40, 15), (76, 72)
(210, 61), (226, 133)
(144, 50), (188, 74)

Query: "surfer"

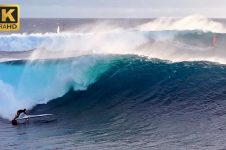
(14, 109), (28, 120)
(11, 109), (28, 125)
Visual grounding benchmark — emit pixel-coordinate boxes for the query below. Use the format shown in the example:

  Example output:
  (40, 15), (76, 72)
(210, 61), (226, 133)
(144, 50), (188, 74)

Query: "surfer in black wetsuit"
(11, 109), (27, 125)
(14, 109), (27, 120)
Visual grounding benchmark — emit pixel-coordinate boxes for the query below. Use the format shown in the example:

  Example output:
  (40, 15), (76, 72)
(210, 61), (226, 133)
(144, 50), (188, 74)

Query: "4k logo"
(0, 5), (20, 31)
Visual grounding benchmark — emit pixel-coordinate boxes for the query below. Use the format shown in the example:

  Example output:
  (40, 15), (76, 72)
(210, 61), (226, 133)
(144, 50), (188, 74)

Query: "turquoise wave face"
(0, 55), (113, 119)
(33, 55), (226, 116)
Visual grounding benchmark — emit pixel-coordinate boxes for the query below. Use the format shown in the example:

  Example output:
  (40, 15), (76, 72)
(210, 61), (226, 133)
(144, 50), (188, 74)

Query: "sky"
(1, 0), (226, 18)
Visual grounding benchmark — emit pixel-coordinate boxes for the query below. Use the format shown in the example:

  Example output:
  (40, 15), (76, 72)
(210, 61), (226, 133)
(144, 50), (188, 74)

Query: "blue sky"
(1, 0), (225, 18)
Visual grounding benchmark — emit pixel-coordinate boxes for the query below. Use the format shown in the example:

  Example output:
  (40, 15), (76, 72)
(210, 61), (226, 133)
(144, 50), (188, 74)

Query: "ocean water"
(1, 16), (226, 149)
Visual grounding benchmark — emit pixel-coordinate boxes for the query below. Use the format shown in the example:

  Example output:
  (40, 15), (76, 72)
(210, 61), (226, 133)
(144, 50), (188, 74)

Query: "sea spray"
(1, 16), (226, 63)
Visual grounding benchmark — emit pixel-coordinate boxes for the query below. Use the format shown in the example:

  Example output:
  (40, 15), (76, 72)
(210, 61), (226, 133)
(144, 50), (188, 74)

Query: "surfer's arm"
(24, 111), (28, 115)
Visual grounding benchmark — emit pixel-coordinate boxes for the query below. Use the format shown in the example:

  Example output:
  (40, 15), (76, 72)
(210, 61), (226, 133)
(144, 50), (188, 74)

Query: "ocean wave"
(1, 55), (226, 120)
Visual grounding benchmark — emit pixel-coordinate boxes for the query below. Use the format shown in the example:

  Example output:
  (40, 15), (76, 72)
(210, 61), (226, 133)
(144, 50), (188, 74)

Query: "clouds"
(1, 0), (226, 18)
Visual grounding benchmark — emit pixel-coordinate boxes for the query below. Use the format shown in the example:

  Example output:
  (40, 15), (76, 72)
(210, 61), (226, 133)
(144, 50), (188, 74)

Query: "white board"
(16, 114), (54, 120)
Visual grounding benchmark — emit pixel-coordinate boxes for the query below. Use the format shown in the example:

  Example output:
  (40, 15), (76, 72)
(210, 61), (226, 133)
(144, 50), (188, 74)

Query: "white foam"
(138, 15), (226, 33)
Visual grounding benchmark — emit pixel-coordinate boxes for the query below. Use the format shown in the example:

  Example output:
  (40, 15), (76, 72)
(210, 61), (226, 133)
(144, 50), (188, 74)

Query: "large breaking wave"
(1, 15), (226, 120)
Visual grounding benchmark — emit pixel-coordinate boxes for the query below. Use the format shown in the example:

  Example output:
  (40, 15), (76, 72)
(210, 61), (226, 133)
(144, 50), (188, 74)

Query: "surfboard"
(13, 114), (56, 125)
(16, 114), (54, 121)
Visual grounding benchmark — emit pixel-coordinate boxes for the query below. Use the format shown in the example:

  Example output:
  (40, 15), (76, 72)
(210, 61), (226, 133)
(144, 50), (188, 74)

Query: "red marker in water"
(212, 34), (217, 47)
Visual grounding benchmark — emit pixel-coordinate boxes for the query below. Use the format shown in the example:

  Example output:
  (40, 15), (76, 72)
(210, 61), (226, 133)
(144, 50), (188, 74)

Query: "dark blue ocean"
(1, 17), (226, 149)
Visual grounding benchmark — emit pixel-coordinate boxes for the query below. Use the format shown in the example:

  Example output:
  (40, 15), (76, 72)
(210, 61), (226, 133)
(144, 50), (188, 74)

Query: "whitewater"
(1, 16), (226, 149)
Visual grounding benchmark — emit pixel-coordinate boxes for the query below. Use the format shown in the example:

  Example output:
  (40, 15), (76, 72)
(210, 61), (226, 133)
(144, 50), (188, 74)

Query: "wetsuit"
(13, 109), (27, 121)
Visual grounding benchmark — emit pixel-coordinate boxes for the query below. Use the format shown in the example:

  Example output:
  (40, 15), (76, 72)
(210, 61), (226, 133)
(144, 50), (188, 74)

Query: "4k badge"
(0, 5), (20, 31)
